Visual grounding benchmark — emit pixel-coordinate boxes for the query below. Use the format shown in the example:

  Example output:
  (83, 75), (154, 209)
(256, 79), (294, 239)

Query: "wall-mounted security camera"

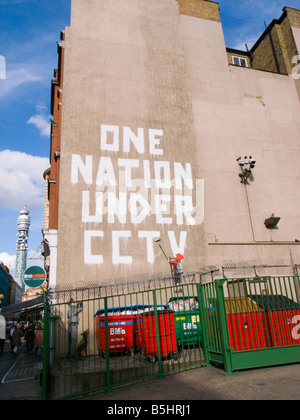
(237, 155), (256, 183)
(236, 157), (244, 166)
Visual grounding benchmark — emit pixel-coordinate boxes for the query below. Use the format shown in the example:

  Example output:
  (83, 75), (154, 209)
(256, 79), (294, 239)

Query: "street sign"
(23, 266), (46, 288)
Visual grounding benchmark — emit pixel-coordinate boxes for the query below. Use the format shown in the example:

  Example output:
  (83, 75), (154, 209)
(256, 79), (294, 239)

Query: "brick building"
(43, 0), (300, 289)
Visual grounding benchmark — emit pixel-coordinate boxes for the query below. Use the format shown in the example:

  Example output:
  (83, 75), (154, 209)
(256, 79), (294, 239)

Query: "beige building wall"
(57, 0), (208, 287)
(179, 13), (300, 270)
(56, 0), (300, 288)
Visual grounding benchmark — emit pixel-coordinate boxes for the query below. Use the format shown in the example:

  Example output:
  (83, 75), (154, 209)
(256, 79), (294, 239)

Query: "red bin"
(250, 295), (300, 347)
(94, 310), (135, 356)
(266, 309), (300, 347)
(137, 310), (177, 362)
(227, 312), (270, 351)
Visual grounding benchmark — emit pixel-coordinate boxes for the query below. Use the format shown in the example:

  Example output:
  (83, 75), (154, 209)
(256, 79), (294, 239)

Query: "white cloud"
(0, 250), (44, 284)
(27, 113), (51, 137)
(0, 252), (16, 275)
(0, 68), (42, 99)
(0, 150), (49, 212)
(220, 0), (300, 50)
(232, 36), (259, 51)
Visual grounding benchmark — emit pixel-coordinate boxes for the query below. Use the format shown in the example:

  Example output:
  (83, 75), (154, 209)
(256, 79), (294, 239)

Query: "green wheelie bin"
(168, 297), (202, 350)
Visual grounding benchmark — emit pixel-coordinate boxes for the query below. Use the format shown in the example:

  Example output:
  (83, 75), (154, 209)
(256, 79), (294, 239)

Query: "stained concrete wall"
(57, 0), (208, 287)
(55, 0), (300, 288)
(179, 13), (300, 270)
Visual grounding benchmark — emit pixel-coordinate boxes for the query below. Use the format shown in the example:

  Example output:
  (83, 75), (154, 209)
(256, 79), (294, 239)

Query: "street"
(1, 334), (300, 400)
(0, 338), (42, 400)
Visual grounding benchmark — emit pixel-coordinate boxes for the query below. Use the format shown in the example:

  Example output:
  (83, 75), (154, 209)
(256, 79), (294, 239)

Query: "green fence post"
(104, 297), (113, 394)
(197, 282), (211, 367)
(153, 290), (163, 379)
(215, 278), (233, 374)
(42, 303), (50, 400)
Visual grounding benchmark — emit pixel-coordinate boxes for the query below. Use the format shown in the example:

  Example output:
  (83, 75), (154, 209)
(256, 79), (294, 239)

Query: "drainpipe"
(264, 21), (281, 74)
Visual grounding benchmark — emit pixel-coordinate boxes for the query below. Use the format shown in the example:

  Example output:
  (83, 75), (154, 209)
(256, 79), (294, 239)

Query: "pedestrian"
(0, 338), (4, 356)
(0, 315), (5, 356)
(9, 322), (17, 354)
(12, 324), (23, 357)
(26, 321), (35, 354)
(35, 321), (43, 356)
(169, 253), (184, 286)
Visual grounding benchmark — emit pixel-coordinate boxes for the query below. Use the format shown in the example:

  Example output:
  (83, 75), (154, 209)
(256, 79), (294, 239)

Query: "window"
(232, 56), (248, 67)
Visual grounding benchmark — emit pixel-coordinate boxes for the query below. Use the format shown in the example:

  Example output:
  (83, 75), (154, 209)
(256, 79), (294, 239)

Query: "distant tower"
(15, 206), (31, 291)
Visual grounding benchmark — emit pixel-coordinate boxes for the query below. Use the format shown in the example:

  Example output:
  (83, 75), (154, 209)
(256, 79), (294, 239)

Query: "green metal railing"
(42, 274), (207, 400)
(41, 272), (300, 399)
(200, 275), (300, 374)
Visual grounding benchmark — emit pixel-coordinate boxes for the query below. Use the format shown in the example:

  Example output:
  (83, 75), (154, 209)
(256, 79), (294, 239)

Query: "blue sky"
(0, 0), (299, 277)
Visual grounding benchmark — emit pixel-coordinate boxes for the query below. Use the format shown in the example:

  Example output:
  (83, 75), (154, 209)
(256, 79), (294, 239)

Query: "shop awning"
(1, 296), (44, 314)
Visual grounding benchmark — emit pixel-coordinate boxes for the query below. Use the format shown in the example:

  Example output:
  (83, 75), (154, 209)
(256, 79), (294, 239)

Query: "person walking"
(9, 322), (17, 354)
(26, 321), (35, 354)
(35, 321), (43, 357)
(12, 324), (23, 357)
(0, 314), (5, 356)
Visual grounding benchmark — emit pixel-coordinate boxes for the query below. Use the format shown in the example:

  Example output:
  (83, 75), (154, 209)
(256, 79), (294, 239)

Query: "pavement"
(0, 340), (42, 400)
(0, 339), (300, 400)
(81, 363), (300, 401)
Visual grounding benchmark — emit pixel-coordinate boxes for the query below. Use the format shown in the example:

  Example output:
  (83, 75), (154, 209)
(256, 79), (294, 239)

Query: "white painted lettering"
(174, 162), (193, 190)
(155, 194), (172, 224)
(100, 124), (119, 152)
(82, 191), (103, 223)
(129, 193), (151, 224)
(154, 161), (171, 189)
(123, 126), (145, 154)
(107, 192), (127, 224)
(149, 129), (164, 156)
(96, 156), (117, 186)
(138, 231), (160, 263)
(118, 158), (139, 187)
(71, 154), (92, 184)
(112, 231), (132, 265)
(175, 195), (196, 225)
(84, 230), (103, 264)
(168, 230), (187, 256)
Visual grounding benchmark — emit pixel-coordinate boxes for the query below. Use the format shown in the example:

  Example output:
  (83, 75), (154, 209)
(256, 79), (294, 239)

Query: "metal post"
(197, 283), (211, 367)
(215, 279), (233, 374)
(42, 303), (50, 400)
(104, 297), (113, 393)
(153, 290), (163, 379)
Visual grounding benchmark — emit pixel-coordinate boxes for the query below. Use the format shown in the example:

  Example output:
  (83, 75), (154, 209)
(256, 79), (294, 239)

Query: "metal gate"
(41, 272), (300, 399)
(41, 273), (207, 400)
(200, 274), (300, 374)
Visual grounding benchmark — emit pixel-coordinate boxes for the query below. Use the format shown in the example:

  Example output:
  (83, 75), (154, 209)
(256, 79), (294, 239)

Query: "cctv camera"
(249, 159), (256, 168)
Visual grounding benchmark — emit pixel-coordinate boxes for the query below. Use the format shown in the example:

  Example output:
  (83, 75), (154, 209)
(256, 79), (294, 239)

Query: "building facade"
(0, 263), (22, 308)
(0, 264), (9, 307)
(43, 0), (300, 289)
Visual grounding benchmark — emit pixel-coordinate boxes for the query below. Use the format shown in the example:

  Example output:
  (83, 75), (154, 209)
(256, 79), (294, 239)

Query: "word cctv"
(71, 124), (204, 265)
